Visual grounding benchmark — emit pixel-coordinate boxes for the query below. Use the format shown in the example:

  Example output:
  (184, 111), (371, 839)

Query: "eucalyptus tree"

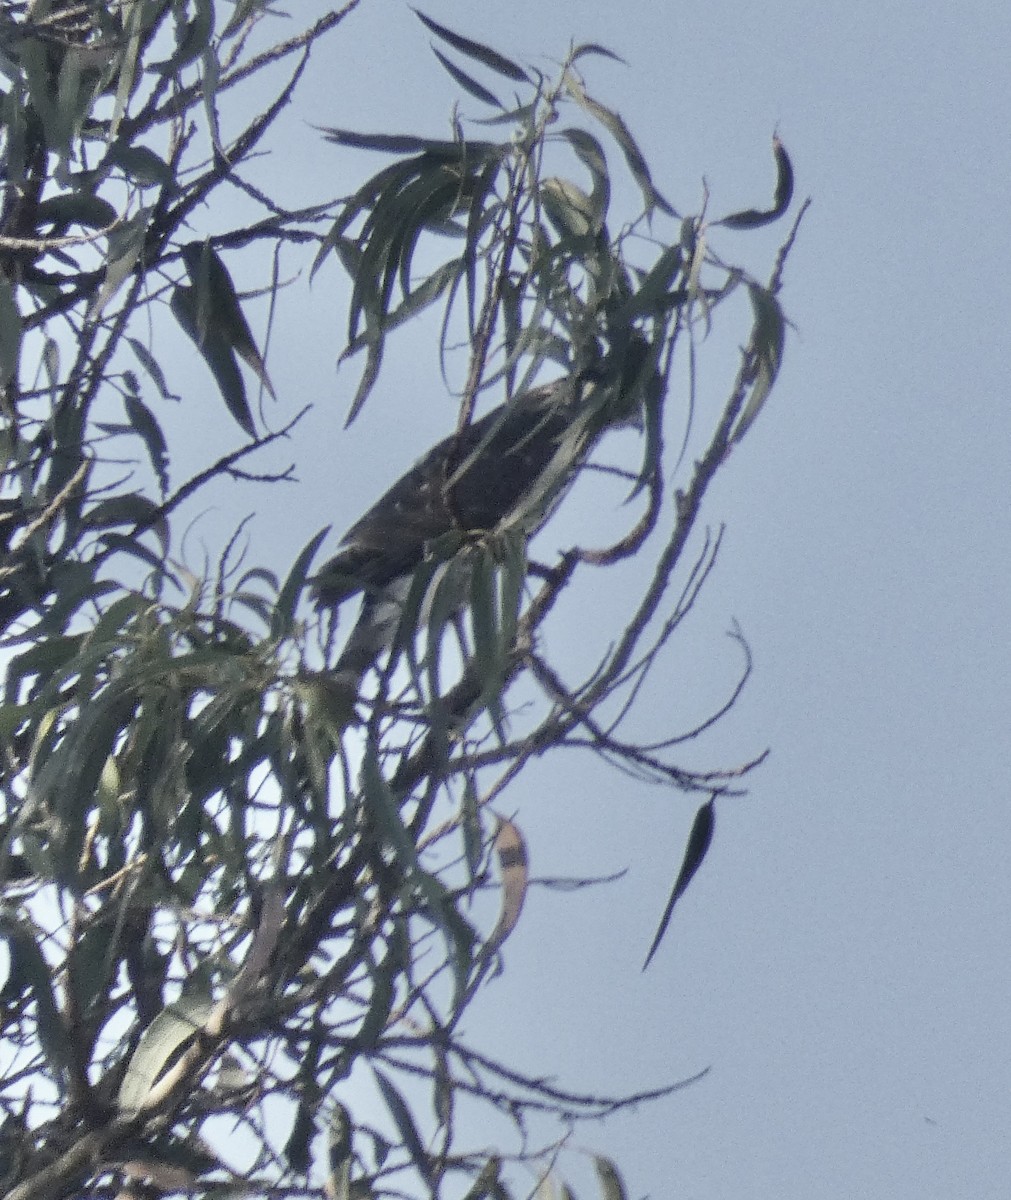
(0, 4), (803, 1198)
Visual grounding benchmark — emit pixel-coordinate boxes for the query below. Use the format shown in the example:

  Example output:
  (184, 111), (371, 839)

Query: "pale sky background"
(168, 2), (1011, 1197)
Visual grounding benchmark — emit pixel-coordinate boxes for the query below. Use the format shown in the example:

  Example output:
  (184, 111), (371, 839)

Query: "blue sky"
(175, 2), (1011, 1196)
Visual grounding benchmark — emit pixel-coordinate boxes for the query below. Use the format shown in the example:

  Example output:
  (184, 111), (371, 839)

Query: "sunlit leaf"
(118, 984), (215, 1111)
(486, 816), (528, 950)
(91, 207), (151, 317)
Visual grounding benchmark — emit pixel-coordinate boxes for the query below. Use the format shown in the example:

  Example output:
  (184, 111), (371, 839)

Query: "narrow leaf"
(171, 284), (255, 437)
(731, 284), (786, 445)
(127, 337), (173, 400)
(432, 48), (504, 108)
(373, 1067), (433, 1187)
(486, 817), (528, 951)
(642, 799), (716, 970)
(272, 526), (330, 638)
(413, 10), (529, 82)
(181, 241), (276, 399)
(594, 1157), (628, 1200)
(124, 393), (169, 494)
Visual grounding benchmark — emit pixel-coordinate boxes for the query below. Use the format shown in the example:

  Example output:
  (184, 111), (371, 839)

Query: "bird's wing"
(311, 377), (587, 610)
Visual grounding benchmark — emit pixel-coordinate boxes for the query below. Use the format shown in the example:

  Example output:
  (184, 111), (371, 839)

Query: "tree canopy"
(0, 5), (804, 1199)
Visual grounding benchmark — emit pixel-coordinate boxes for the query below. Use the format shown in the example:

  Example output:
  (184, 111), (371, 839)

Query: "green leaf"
(118, 984), (215, 1111)
(593, 1157), (628, 1200)
(328, 1101), (353, 1198)
(103, 143), (174, 187)
(36, 193), (118, 230)
(570, 43), (627, 66)
(563, 76), (674, 217)
(154, 0), (215, 74)
(0, 276), (22, 387)
(0, 909), (72, 1081)
(127, 336), (174, 401)
(91, 207), (151, 317)
(731, 284), (786, 446)
(109, 0), (145, 140)
(718, 134), (795, 230)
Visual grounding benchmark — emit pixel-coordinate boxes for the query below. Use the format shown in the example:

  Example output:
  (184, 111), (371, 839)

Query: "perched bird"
(312, 340), (656, 687)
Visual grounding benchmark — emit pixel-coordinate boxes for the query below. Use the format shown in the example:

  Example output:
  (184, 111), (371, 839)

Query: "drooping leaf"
(91, 207), (151, 317)
(127, 336), (174, 401)
(486, 816), (528, 951)
(171, 283), (255, 437)
(730, 284), (786, 446)
(563, 76), (674, 217)
(327, 1101), (353, 1200)
(642, 798), (716, 970)
(593, 1156), (628, 1200)
(124, 394), (169, 494)
(0, 910), (72, 1080)
(181, 241), (276, 400)
(0, 276), (22, 387)
(272, 526), (330, 638)
(373, 1068), (433, 1188)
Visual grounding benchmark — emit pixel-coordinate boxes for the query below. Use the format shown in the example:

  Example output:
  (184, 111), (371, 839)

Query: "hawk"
(312, 340), (657, 686)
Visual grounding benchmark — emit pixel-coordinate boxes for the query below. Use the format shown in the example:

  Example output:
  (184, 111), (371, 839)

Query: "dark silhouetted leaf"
(171, 284), (255, 437)
(373, 1068), (432, 1187)
(181, 241), (276, 400)
(642, 798), (716, 970)
(413, 10), (529, 82)
(718, 135), (794, 229)
(128, 336), (174, 401)
(432, 48), (504, 108)
(124, 393), (169, 494)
